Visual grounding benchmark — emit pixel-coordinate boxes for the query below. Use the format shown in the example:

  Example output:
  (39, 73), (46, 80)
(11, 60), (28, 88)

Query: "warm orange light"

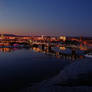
(60, 36), (66, 41)
(60, 46), (66, 50)
(80, 46), (87, 50)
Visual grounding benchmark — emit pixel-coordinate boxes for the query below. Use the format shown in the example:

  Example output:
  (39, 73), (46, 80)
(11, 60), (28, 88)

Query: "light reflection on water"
(0, 47), (88, 91)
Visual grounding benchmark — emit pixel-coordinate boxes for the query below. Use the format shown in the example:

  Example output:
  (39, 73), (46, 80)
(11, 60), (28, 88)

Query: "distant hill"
(0, 34), (17, 37)
(0, 34), (32, 37)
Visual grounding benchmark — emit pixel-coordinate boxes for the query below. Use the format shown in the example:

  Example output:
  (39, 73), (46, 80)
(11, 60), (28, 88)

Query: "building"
(59, 36), (66, 41)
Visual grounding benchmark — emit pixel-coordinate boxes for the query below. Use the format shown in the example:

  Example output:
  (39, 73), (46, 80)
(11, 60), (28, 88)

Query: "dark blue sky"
(0, 0), (92, 36)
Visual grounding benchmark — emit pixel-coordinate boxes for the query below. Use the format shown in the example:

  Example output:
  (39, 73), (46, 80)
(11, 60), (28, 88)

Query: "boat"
(84, 53), (92, 58)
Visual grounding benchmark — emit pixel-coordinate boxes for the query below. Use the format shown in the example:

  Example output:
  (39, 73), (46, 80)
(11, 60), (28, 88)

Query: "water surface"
(0, 48), (89, 91)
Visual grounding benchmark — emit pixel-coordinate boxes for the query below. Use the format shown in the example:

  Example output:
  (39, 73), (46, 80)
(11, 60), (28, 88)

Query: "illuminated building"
(0, 34), (5, 39)
(60, 36), (66, 41)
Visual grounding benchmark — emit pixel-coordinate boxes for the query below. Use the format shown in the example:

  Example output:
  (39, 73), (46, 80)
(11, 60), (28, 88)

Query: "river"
(0, 47), (91, 92)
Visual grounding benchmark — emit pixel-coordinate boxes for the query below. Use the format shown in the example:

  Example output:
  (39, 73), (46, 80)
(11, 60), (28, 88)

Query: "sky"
(0, 0), (92, 36)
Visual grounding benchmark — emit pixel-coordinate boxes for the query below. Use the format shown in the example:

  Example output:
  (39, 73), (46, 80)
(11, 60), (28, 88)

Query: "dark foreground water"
(0, 48), (91, 92)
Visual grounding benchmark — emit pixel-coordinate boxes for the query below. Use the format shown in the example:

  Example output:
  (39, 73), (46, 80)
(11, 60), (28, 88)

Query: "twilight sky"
(0, 0), (92, 36)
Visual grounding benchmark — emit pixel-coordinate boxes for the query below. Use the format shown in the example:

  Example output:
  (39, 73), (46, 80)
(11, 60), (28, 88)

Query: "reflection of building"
(0, 48), (12, 52)
(33, 47), (42, 52)
(60, 46), (66, 50)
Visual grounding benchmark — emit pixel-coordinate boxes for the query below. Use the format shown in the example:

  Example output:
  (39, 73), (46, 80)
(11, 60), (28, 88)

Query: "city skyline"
(0, 0), (92, 36)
